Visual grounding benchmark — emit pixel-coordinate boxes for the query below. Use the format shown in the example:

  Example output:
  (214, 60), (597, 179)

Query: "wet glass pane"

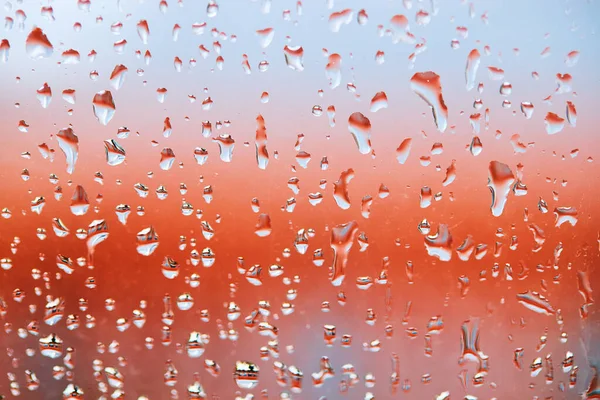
(0, 0), (599, 399)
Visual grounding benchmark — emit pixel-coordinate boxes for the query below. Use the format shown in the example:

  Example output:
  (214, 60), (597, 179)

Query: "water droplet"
(330, 221), (359, 286)
(370, 91), (388, 112)
(469, 136), (482, 156)
(256, 27), (274, 48)
(544, 112), (565, 135)
(424, 224), (453, 261)
(390, 15), (415, 44)
(39, 333), (63, 358)
(566, 101), (577, 127)
(283, 45), (304, 71)
(0, 39), (10, 62)
(104, 139), (126, 166)
(56, 127), (79, 174)
(207, 0), (219, 17)
(357, 9), (368, 25)
(26, 27), (53, 59)
(109, 65), (128, 90)
(159, 148), (176, 170)
(255, 214), (272, 237)
(554, 206), (578, 227)
(411, 71), (448, 132)
(488, 161), (514, 217)
(333, 168), (355, 209)
(329, 9), (353, 32)
(92, 90), (116, 125)
(87, 219), (109, 268)
(565, 50), (580, 67)
(488, 66), (504, 80)
(233, 361), (259, 389)
(348, 112), (372, 154)
(442, 160), (457, 186)
(70, 185), (89, 216)
(255, 115), (269, 169)
(136, 227), (159, 256)
(213, 134), (235, 162)
(499, 82), (512, 96)
(520, 102), (534, 119)
(516, 291), (555, 315)
(465, 49), (481, 91)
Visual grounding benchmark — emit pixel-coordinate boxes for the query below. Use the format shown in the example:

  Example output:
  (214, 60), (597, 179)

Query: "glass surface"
(0, 0), (599, 399)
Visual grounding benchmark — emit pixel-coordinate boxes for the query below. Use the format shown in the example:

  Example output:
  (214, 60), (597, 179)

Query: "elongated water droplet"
(325, 53), (342, 89)
(36, 82), (52, 108)
(465, 49), (480, 91)
(87, 219), (109, 268)
(255, 115), (269, 169)
(488, 161), (514, 217)
(348, 112), (372, 154)
(56, 127), (79, 174)
(516, 291), (555, 315)
(396, 138), (412, 164)
(410, 71), (448, 132)
(0, 39), (10, 62)
(566, 101), (577, 127)
(333, 168), (355, 209)
(330, 221), (359, 286)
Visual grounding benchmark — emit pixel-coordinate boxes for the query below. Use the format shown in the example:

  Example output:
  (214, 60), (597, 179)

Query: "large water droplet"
(330, 221), (359, 286)
(348, 112), (372, 154)
(255, 115), (269, 169)
(136, 227), (159, 256)
(370, 91), (388, 112)
(92, 90), (116, 125)
(465, 49), (481, 91)
(329, 9), (353, 32)
(70, 185), (89, 216)
(488, 161), (515, 217)
(26, 27), (53, 59)
(410, 71), (448, 132)
(325, 53), (342, 89)
(109, 65), (128, 90)
(36, 82), (52, 108)
(104, 139), (126, 166)
(284, 45), (304, 71)
(544, 112), (565, 135)
(424, 224), (453, 261)
(333, 168), (355, 209)
(233, 361), (259, 389)
(56, 127), (79, 174)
